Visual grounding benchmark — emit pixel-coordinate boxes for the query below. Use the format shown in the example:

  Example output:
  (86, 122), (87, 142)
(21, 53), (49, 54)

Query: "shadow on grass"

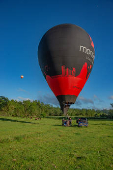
(53, 124), (79, 127)
(0, 118), (36, 124)
(89, 119), (113, 121)
(92, 123), (113, 126)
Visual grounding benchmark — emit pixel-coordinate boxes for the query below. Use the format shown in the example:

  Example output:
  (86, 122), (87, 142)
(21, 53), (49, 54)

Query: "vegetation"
(0, 96), (113, 118)
(0, 96), (113, 169)
(0, 116), (113, 170)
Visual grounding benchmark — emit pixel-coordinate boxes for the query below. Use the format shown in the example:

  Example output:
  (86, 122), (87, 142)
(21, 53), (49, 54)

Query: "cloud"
(93, 95), (103, 102)
(78, 96), (94, 104)
(38, 93), (59, 106)
(38, 93), (94, 108)
(93, 95), (99, 100)
(17, 88), (29, 93)
(17, 96), (33, 101)
(74, 100), (82, 106)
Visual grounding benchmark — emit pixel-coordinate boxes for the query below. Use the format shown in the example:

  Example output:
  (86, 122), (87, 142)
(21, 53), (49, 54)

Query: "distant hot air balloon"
(38, 24), (95, 115)
(20, 75), (24, 79)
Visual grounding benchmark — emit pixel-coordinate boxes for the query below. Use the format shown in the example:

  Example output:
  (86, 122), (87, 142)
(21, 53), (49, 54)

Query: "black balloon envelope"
(38, 24), (95, 115)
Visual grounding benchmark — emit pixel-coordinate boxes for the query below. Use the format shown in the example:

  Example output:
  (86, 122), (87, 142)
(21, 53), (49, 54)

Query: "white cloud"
(38, 93), (94, 108)
(17, 88), (29, 93)
(38, 93), (59, 106)
(93, 95), (103, 102)
(17, 96), (33, 101)
(78, 96), (94, 104)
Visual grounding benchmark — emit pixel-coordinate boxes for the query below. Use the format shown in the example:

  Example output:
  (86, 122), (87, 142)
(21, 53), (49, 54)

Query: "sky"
(0, 0), (113, 110)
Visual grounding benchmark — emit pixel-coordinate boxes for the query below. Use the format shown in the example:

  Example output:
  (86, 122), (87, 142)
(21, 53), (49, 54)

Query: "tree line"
(0, 96), (113, 118)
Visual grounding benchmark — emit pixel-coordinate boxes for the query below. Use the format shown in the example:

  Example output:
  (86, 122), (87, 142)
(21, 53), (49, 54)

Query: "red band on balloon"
(46, 62), (91, 97)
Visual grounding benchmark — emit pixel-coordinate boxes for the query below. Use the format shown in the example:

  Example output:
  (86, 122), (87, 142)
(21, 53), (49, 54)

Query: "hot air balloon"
(38, 24), (95, 115)
(20, 75), (24, 79)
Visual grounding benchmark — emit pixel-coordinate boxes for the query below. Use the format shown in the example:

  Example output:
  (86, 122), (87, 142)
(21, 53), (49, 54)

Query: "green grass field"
(0, 116), (113, 170)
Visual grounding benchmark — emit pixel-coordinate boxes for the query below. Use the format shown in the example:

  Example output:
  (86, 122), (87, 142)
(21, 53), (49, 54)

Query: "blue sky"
(0, 0), (113, 110)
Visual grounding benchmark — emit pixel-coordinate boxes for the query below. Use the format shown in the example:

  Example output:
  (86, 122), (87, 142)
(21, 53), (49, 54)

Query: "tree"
(108, 103), (113, 119)
(22, 100), (31, 117)
(8, 99), (16, 116)
(0, 96), (9, 112)
(110, 103), (113, 108)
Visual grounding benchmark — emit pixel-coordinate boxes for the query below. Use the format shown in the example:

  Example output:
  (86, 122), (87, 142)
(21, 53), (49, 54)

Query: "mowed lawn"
(0, 116), (113, 170)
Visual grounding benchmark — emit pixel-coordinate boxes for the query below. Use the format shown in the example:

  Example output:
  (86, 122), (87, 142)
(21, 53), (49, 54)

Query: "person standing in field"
(69, 117), (72, 126)
(62, 118), (65, 126)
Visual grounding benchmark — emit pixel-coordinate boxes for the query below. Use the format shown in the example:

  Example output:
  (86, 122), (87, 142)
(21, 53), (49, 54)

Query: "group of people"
(62, 117), (72, 126)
